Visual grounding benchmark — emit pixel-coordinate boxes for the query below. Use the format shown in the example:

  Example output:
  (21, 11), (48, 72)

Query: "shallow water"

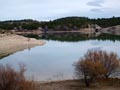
(0, 40), (120, 81)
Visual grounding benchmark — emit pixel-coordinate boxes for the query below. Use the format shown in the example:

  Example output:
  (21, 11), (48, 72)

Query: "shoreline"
(0, 34), (45, 59)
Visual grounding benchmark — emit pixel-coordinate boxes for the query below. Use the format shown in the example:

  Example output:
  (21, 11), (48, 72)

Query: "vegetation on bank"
(0, 51), (120, 90)
(74, 51), (120, 87)
(0, 64), (36, 90)
(0, 16), (120, 30)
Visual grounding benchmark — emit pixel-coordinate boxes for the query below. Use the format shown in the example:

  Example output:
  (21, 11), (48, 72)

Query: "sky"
(0, 0), (120, 21)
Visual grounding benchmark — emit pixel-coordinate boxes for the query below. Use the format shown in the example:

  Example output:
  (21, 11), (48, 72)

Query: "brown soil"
(36, 78), (120, 90)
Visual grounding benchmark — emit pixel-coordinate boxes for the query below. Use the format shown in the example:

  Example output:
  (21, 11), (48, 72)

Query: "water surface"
(0, 40), (120, 81)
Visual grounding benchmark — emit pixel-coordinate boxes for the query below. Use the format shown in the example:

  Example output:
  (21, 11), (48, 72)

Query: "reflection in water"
(26, 33), (120, 42)
(0, 39), (120, 81)
(28, 47), (31, 51)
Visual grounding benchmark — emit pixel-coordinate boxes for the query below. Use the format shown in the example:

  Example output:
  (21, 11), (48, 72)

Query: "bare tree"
(74, 57), (105, 87)
(74, 51), (120, 87)
(81, 51), (120, 78)
(98, 51), (119, 78)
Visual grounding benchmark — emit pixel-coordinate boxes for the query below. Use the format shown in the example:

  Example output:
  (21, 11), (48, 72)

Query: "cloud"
(91, 8), (103, 12)
(0, 0), (120, 21)
(87, 0), (104, 7)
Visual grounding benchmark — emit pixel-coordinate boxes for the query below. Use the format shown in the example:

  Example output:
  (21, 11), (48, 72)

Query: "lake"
(0, 39), (120, 81)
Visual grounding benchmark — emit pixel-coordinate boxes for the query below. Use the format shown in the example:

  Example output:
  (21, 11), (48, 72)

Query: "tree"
(74, 51), (119, 87)
(98, 51), (119, 78)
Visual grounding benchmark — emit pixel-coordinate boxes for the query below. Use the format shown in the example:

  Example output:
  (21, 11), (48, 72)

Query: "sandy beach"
(0, 34), (45, 58)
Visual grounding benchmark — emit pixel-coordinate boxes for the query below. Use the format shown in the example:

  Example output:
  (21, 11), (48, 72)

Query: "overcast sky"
(0, 0), (120, 21)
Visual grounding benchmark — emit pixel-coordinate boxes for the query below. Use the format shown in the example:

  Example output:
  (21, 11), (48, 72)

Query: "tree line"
(0, 16), (120, 30)
(0, 19), (40, 30)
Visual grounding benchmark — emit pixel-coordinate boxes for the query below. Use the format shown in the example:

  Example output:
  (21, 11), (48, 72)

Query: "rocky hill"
(102, 25), (120, 35)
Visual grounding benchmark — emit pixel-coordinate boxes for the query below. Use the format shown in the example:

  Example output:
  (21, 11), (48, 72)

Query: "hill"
(0, 16), (120, 31)
(0, 19), (40, 30)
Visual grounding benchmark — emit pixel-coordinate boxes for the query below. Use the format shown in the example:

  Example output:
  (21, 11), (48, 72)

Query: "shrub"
(99, 51), (119, 78)
(74, 51), (119, 87)
(0, 64), (35, 90)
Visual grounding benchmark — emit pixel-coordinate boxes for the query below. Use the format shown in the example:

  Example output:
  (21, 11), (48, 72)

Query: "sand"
(0, 34), (45, 58)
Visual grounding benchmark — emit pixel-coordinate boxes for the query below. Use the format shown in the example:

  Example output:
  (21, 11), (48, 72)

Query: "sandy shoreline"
(0, 34), (45, 58)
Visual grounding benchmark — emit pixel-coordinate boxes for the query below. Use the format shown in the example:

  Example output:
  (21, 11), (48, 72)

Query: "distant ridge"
(0, 16), (120, 30)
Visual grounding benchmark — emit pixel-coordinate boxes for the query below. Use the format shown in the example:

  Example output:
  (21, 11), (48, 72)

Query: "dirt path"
(36, 79), (120, 90)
